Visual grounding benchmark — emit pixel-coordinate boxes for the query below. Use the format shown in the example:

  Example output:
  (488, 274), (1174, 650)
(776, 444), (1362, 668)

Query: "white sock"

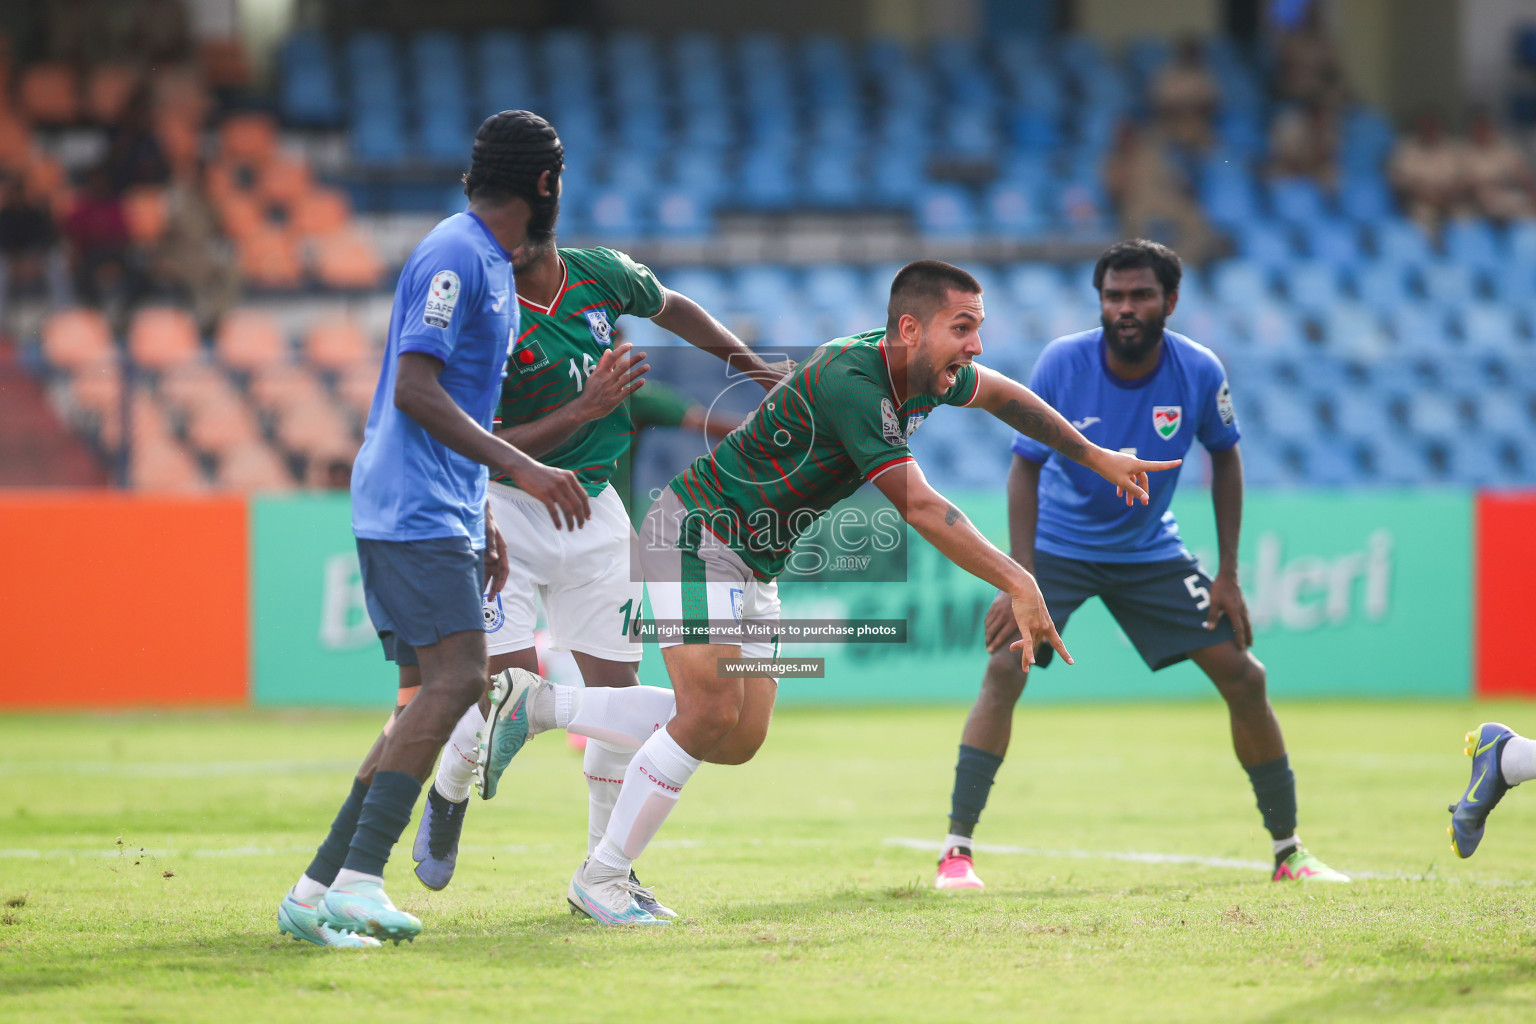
(943, 833), (973, 854)
(1500, 735), (1536, 785)
(1272, 834), (1300, 857)
(293, 874), (328, 900)
(591, 728), (700, 871)
(583, 739), (634, 855)
(330, 868), (382, 889)
(564, 685), (676, 750)
(434, 703), (485, 802)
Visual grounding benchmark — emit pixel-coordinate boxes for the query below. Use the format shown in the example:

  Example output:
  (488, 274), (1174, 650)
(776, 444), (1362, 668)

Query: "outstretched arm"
(495, 342), (649, 458)
(873, 459), (1069, 668)
(395, 352), (590, 530)
(970, 364), (1181, 505)
(1207, 444), (1253, 648)
(651, 288), (793, 392)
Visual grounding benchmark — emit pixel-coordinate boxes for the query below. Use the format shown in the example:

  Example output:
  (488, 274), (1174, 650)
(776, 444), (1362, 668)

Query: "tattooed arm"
(873, 460), (1070, 667)
(969, 364), (1181, 506)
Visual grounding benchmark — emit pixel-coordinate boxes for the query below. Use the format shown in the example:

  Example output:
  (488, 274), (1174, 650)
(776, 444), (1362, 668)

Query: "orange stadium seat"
(304, 318), (370, 371)
(19, 64), (78, 125)
(273, 399), (354, 456)
(68, 360), (123, 419)
(128, 307), (201, 370)
(42, 309), (114, 372)
(255, 153), (310, 206)
(238, 228), (304, 289)
(86, 65), (139, 124)
(219, 112), (278, 165)
(216, 190), (266, 240)
(217, 441), (294, 492)
(159, 361), (237, 416)
(215, 309), (289, 372)
(249, 363), (327, 414)
(313, 229), (383, 290)
(291, 188), (350, 238)
(132, 436), (205, 492)
(185, 398), (261, 456)
(336, 361), (383, 417)
(123, 186), (168, 244)
(100, 392), (175, 450)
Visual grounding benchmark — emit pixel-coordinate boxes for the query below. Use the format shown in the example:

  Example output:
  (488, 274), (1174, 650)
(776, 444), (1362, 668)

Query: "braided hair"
(462, 110), (564, 242)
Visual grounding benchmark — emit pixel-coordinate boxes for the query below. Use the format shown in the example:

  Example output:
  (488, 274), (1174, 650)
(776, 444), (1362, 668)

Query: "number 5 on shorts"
(1183, 573), (1210, 611)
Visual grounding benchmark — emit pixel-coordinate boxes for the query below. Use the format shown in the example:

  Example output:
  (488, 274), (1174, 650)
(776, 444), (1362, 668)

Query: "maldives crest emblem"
(1152, 406), (1182, 439)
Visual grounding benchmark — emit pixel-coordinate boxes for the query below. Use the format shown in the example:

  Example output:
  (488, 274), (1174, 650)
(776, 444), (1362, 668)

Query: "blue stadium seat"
(352, 107), (408, 165)
(735, 265), (799, 320)
(1510, 222), (1536, 269)
(1444, 220), (1504, 274)
(803, 265), (865, 313)
(1475, 388), (1534, 438)
(1327, 389), (1396, 442)
(1006, 264), (1067, 311)
(1280, 261), (1346, 313)
(915, 186), (980, 237)
(804, 149), (864, 209)
(604, 150), (659, 200)
(347, 32), (403, 113)
(735, 148), (796, 210)
(1270, 177), (1330, 226)
(279, 32), (343, 127)
(1338, 172), (1396, 224)
(1300, 438), (1361, 486)
(652, 191), (712, 240)
(587, 190), (646, 239)
(1384, 303), (1456, 356)
(1352, 262), (1412, 308)
(985, 183), (1046, 239)
(1420, 261), (1481, 308)
(1316, 302), (1385, 358)
(1402, 391), (1464, 439)
(1307, 221), (1365, 267)
(663, 269), (730, 316)
(1364, 437), (1433, 486)
(1234, 222), (1299, 268)
(1460, 303), (1523, 355)
(476, 32), (535, 117)
(1372, 219), (1435, 267)
(1211, 261), (1273, 307)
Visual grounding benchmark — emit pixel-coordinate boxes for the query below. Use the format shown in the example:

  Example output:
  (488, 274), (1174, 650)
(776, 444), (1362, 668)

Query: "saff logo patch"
(423, 269), (461, 329)
(879, 398), (904, 446)
(584, 309), (614, 347)
(1153, 406), (1182, 439)
(513, 339), (550, 374)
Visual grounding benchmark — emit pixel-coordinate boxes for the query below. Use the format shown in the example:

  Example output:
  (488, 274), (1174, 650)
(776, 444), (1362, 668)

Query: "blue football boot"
(277, 888), (381, 948)
(412, 784), (468, 891)
(319, 879), (422, 944)
(1449, 722), (1515, 859)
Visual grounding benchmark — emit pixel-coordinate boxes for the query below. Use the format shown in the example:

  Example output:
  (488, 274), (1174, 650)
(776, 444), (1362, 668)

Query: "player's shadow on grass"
(1255, 956), (1536, 1021)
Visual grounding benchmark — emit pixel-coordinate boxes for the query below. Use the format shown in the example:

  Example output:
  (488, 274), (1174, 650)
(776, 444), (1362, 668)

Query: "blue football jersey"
(351, 212), (517, 548)
(1011, 328), (1239, 563)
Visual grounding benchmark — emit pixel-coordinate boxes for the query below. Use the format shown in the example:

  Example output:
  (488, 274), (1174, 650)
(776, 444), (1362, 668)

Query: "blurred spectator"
(319, 456), (352, 491)
(1152, 37), (1219, 153)
(130, 0), (192, 66)
(1103, 122), (1217, 263)
(1461, 109), (1536, 223)
(1274, 3), (1346, 110)
(63, 164), (133, 311)
(150, 163), (240, 332)
(1389, 111), (1467, 232)
(1269, 99), (1339, 187)
(0, 175), (71, 325)
(106, 80), (170, 191)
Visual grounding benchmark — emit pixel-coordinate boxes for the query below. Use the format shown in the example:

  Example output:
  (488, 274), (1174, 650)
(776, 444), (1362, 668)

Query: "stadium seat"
(128, 308), (201, 370)
(86, 65), (139, 124)
(237, 228), (304, 290)
(122, 186), (168, 245)
(219, 113), (280, 165)
(217, 441), (295, 492)
(42, 310), (114, 372)
(916, 186), (980, 238)
(1308, 221), (1365, 268)
(1363, 436), (1433, 486)
(19, 64), (78, 125)
(67, 361), (124, 422)
(278, 32), (343, 127)
(1327, 390), (1396, 442)
(652, 191), (712, 240)
(159, 361), (237, 415)
(1373, 219), (1435, 267)
(1443, 220), (1503, 274)
(304, 319), (371, 372)
(1352, 262), (1412, 308)
(1280, 261), (1345, 314)
(336, 362), (383, 417)
(1402, 391), (1464, 439)
(250, 363), (329, 415)
(216, 310), (289, 372)
(256, 154), (312, 207)
(186, 398), (262, 456)
(132, 436), (205, 492)
(804, 265), (865, 313)
(290, 188), (351, 237)
(215, 191), (267, 241)
(273, 400), (355, 457)
(1212, 261), (1272, 307)
(313, 229), (384, 290)
(1317, 302), (1387, 358)
(1270, 177), (1330, 227)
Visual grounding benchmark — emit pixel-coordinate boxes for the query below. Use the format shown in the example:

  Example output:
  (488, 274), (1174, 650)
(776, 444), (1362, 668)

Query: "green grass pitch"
(5, 700), (1536, 1022)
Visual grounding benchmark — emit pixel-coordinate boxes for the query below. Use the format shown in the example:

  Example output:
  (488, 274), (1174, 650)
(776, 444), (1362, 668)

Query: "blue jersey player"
(275, 111), (591, 948)
(934, 240), (1348, 890)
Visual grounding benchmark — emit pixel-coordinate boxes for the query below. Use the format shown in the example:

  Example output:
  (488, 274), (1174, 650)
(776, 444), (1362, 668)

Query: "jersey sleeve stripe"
(958, 367), (983, 406)
(866, 455), (914, 481)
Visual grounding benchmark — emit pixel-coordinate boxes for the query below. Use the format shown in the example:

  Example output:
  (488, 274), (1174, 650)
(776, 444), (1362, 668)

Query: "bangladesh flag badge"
(1152, 406), (1182, 439)
(512, 339), (550, 374)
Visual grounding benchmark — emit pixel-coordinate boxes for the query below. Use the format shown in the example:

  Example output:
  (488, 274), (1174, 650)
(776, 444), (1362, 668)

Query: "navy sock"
(305, 776), (370, 886)
(341, 770), (422, 877)
(1243, 754), (1298, 844)
(948, 744), (1004, 838)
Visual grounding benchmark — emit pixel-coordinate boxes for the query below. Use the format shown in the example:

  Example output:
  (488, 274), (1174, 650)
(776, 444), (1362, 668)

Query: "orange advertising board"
(0, 492), (247, 708)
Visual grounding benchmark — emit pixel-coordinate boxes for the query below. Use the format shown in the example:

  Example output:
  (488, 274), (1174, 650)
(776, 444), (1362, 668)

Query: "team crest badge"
(904, 412), (927, 438)
(879, 398), (904, 446)
(729, 587), (745, 623)
(482, 594), (505, 633)
(584, 309), (614, 347)
(1152, 406), (1182, 439)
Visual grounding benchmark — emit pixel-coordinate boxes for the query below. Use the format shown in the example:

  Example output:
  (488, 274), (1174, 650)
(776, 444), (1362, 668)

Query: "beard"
(511, 235), (556, 273)
(1102, 309), (1166, 364)
(910, 349), (957, 396)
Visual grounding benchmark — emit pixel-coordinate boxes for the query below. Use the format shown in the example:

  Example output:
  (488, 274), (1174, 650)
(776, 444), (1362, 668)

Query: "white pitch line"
(0, 759), (359, 778)
(883, 837), (1534, 887)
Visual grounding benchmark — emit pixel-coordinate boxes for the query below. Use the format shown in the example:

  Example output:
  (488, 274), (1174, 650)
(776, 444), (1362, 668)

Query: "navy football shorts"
(1028, 549), (1237, 671)
(356, 536), (486, 667)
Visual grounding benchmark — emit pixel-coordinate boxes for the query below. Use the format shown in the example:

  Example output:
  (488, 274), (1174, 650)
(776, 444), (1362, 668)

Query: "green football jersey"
(494, 247), (666, 495)
(669, 329), (980, 580)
